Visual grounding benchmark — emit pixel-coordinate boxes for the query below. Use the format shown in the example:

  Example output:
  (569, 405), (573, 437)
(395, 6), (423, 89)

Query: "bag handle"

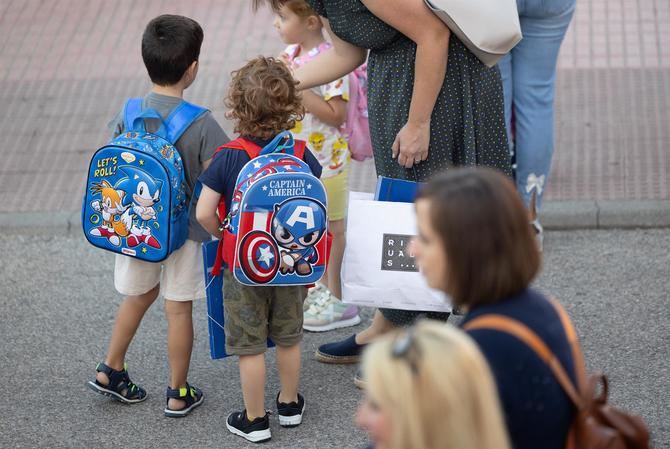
(463, 314), (584, 409)
(130, 109), (168, 139)
(260, 131), (295, 155)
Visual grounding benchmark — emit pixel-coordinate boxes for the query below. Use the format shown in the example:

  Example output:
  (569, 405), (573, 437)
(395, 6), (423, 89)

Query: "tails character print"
(89, 180), (132, 246)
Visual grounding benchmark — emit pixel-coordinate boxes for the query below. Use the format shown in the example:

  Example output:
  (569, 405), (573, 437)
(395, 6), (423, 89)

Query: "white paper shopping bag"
(341, 193), (451, 312)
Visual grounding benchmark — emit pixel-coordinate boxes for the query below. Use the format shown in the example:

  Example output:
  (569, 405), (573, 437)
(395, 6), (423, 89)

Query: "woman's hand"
(392, 120), (430, 168)
(363, 0), (449, 168)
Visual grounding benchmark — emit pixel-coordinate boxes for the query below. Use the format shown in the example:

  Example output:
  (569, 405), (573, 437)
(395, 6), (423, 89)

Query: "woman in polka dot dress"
(254, 0), (512, 370)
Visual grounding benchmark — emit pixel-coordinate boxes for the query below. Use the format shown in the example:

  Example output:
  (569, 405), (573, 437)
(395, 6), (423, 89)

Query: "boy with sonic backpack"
(196, 56), (322, 443)
(86, 15), (228, 417)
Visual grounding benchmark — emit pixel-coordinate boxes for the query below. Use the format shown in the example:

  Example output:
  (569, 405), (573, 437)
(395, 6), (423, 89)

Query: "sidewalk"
(1, 0), (669, 230)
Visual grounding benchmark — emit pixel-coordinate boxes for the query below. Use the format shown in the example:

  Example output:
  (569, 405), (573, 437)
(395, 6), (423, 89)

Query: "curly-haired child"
(196, 56), (322, 443)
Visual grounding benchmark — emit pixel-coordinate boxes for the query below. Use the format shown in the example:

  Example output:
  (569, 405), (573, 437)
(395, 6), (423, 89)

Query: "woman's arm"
(362, 0), (450, 168)
(301, 90), (347, 128)
(195, 185), (223, 239)
(292, 18), (367, 90)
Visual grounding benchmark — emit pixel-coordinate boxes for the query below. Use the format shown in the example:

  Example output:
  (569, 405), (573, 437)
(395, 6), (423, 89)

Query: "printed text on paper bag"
(381, 234), (418, 272)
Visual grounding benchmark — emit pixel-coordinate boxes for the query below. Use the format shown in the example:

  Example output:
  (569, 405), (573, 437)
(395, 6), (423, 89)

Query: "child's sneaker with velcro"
(226, 410), (272, 443)
(276, 392), (305, 427)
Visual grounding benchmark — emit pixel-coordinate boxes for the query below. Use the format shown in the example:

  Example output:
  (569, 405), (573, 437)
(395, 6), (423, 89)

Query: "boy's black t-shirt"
(198, 136), (323, 214)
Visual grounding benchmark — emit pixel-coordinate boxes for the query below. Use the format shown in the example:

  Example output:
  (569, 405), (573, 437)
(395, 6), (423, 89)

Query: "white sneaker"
(303, 284), (328, 312)
(303, 286), (361, 332)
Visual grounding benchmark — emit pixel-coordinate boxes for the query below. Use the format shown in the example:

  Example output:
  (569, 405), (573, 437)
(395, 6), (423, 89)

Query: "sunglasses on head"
(391, 325), (422, 375)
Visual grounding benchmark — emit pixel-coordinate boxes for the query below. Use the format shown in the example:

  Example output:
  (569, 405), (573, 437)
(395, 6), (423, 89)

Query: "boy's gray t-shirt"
(110, 92), (228, 242)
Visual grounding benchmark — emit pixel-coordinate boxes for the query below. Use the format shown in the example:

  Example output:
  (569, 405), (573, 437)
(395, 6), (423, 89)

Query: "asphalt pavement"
(0, 229), (668, 448)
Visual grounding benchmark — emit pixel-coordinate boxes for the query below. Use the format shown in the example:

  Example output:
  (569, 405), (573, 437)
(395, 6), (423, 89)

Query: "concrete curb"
(2, 200), (670, 235)
(0, 211), (80, 235)
(542, 200), (670, 229)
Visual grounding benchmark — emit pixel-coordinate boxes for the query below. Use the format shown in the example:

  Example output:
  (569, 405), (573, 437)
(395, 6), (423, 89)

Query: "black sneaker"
(276, 392), (305, 427)
(226, 410), (271, 443)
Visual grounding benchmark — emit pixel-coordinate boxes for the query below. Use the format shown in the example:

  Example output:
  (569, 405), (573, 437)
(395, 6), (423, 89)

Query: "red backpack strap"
(212, 138), (264, 219)
(293, 139), (306, 160)
(215, 137), (262, 158)
(211, 138), (264, 276)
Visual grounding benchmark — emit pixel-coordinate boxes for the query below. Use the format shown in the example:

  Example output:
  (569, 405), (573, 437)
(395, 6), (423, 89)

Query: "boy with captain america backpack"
(196, 56), (323, 443)
(85, 15), (228, 417)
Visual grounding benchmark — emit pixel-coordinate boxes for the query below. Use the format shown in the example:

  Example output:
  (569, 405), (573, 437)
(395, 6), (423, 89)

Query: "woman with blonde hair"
(355, 320), (510, 449)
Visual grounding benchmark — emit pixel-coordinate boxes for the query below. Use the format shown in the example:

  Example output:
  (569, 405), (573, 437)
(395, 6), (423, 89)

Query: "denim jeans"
(499, 0), (576, 208)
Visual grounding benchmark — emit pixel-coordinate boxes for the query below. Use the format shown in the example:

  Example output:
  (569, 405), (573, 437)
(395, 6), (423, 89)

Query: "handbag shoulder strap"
(463, 314), (583, 408)
(547, 297), (588, 394)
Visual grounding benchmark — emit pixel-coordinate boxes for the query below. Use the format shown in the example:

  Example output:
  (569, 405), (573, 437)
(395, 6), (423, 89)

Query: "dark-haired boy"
(87, 14), (228, 418)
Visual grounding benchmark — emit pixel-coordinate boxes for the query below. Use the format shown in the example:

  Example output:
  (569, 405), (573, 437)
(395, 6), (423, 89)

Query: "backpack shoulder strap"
(164, 100), (208, 144)
(216, 137), (263, 159)
(548, 298), (588, 394)
(123, 98), (143, 132)
(463, 314), (583, 408)
(293, 139), (306, 160)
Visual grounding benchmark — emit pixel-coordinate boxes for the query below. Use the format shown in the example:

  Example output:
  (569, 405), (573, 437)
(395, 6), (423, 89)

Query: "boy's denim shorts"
(223, 271), (307, 356)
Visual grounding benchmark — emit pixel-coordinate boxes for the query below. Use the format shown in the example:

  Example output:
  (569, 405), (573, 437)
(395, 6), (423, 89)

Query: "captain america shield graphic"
(238, 231), (280, 284)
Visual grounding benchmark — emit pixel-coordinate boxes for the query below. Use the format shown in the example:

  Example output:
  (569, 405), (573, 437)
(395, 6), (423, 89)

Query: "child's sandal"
(164, 383), (205, 418)
(86, 362), (147, 404)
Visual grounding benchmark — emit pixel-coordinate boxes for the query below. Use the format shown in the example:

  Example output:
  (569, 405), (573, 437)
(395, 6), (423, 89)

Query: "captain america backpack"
(210, 131), (330, 286)
(82, 98), (207, 262)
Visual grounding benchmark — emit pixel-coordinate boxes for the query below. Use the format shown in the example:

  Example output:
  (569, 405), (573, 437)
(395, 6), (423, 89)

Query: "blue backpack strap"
(123, 98), (143, 133)
(164, 101), (208, 144)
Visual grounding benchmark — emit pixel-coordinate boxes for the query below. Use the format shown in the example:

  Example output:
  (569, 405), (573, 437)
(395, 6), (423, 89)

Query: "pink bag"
(342, 64), (373, 162)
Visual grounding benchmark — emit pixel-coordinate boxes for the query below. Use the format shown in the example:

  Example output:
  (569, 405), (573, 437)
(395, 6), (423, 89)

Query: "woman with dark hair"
(412, 167), (575, 449)
(253, 0), (512, 374)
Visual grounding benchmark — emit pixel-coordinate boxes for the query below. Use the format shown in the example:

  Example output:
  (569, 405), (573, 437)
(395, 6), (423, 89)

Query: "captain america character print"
(271, 197), (327, 276)
(236, 197), (327, 284)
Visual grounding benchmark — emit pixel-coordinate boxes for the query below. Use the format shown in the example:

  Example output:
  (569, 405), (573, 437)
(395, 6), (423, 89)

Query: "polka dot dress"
(309, 0), (512, 325)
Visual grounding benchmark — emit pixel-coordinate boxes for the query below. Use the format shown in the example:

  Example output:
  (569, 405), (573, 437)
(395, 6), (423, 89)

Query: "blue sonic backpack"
(210, 131), (330, 286)
(82, 98), (207, 262)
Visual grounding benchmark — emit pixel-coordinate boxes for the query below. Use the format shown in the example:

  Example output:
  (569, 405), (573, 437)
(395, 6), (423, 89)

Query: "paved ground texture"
(0, 2), (668, 449)
(0, 0), (670, 215)
(0, 229), (668, 448)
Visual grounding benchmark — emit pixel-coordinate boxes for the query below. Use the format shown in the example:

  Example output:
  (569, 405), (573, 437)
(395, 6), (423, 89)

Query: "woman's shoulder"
(462, 289), (569, 344)
(462, 289), (574, 364)
(463, 288), (551, 321)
